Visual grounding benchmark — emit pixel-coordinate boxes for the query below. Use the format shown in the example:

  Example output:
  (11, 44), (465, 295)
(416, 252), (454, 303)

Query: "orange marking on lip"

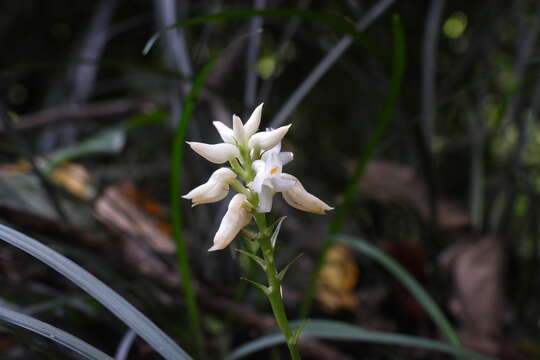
(270, 167), (278, 175)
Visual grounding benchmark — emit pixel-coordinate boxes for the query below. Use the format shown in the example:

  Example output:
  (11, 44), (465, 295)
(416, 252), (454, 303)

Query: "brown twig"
(0, 98), (161, 134)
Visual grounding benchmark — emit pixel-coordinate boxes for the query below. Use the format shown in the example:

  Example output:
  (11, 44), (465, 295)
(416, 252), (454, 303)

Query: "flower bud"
(243, 103), (263, 138)
(281, 174), (333, 214)
(209, 194), (251, 251)
(248, 125), (291, 151)
(213, 121), (234, 143)
(187, 142), (240, 164)
(182, 168), (236, 206)
(232, 115), (246, 143)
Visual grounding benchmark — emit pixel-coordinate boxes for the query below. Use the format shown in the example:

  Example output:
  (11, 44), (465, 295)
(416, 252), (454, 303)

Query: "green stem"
(254, 213), (301, 360)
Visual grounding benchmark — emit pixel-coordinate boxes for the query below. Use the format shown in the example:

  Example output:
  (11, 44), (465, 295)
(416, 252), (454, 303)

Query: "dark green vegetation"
(0, 0), (538, 359)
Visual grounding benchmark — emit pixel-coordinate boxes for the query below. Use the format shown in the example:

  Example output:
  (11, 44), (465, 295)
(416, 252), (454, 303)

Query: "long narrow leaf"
(300, 15), (406, 318)
(0, 224), (191, 360)
(335, 234), (460, 346)
(0, 305), (113, 360)
(225, 320), (495, 360)
(169, 54), (220, 359)
(143, 9), (360, 55)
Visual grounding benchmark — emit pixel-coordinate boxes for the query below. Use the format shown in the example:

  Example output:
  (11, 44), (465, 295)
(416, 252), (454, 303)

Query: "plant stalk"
(254, 213), (301, 360)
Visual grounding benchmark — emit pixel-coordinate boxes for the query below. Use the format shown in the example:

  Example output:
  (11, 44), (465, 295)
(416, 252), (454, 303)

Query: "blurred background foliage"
(0, 0), (539, 359)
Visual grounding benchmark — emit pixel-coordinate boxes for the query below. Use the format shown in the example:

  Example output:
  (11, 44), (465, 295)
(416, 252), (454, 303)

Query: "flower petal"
(183, 181), (229, 207)
(213, 121), (234, 143)
(281, 173), (333, 214)
(271, 176), (296, 192)
(279, 152), (294, 166)
(257, 183), (274, 213)
(182, 168), (236, 206)
(252, 159), (265, 173)
(261, 143), (281, 161)
(244, 103), (263, 138)
(209, 194), (251, 251)
(248, 125), (291, 151)
(232, 115), (245, 144)
(248, 161), (266, 194)
(187, 141), (240, 164)
(209, 167), (237, 182)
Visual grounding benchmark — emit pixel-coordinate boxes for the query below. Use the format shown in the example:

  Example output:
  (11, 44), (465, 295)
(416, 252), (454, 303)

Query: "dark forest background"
(0, 0), (538, 359)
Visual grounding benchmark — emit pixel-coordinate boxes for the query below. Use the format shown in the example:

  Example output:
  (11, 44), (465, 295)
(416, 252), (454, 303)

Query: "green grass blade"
(225, 320), (495, 360)
(143, 9), (359, 55)
(300, 14), (407, 318)
(0, 224), (191, 360)
(0, 305), (113, 360)
(335, 234), (460, 346)
(169, 54), (220, 360)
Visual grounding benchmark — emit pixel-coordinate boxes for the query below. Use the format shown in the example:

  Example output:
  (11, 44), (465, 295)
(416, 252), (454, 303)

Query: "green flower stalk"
(183, 104), (332, 359)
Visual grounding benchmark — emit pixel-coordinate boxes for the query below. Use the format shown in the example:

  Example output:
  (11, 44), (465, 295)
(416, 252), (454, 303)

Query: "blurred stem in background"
(299, 15), (406, 319)
(170, 55), (219, 359)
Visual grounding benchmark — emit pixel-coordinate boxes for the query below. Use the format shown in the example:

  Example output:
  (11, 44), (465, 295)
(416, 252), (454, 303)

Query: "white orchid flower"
(208, 193), (252, 251)
(182, 168), (237, 206)
(214, 103), (263, 145)
(249, 144), (295, 212)
(211, 103), (291, 152)
(280, 173), (334, 214)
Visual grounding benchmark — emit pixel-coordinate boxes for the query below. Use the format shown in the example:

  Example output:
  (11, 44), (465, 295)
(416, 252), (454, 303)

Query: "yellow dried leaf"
(316, 243), (359, 311)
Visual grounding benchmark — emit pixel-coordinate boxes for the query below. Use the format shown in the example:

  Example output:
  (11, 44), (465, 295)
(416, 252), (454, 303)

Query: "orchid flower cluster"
(183, 104), (333, 251)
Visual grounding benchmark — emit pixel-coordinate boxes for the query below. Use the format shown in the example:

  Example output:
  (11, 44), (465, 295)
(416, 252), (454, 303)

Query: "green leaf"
(44, 127), (126, 173)
(240, 277), (270, 295)
(269, 216), (286, 248)
(236, 249), (266, 271)
(124, 110), (167, 130)
(143, 10), (360, 55)
(276, 253), (303, 281)
(0, 304), (113, 360)
(335, 234), (460, 347)
(225, 320), (496, 360)
(0, 224), (191, 360)
(170, 54), (220, 360)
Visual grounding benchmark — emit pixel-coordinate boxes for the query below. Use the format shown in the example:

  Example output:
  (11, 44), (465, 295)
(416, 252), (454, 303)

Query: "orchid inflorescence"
(183, 104), (333, 251)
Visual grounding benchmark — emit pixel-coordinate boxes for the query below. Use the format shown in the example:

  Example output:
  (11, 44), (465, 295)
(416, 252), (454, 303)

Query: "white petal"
(187, 142), (240, 164)
(257, 184), (274, 213)
(271, 176), (296, 192)
(232, 115), (246, 144)
(182, 168), (235, 206)
(281, 173), (333, 214)
(248, 124), (291, 151)
(244, 103), (263, 138)
(209, 167), (237, 182)
(252, 159), (265, 173)
(264, 152), (283, 174)
(213, 121), (234, 143)
(182, 181), (213, 200)
(249, 160), (266, 192)
(261, 143), (281, 161)
(209, 194), (251, 251)
(279, 152), (294, 166)
(183, 181), (229, 206)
